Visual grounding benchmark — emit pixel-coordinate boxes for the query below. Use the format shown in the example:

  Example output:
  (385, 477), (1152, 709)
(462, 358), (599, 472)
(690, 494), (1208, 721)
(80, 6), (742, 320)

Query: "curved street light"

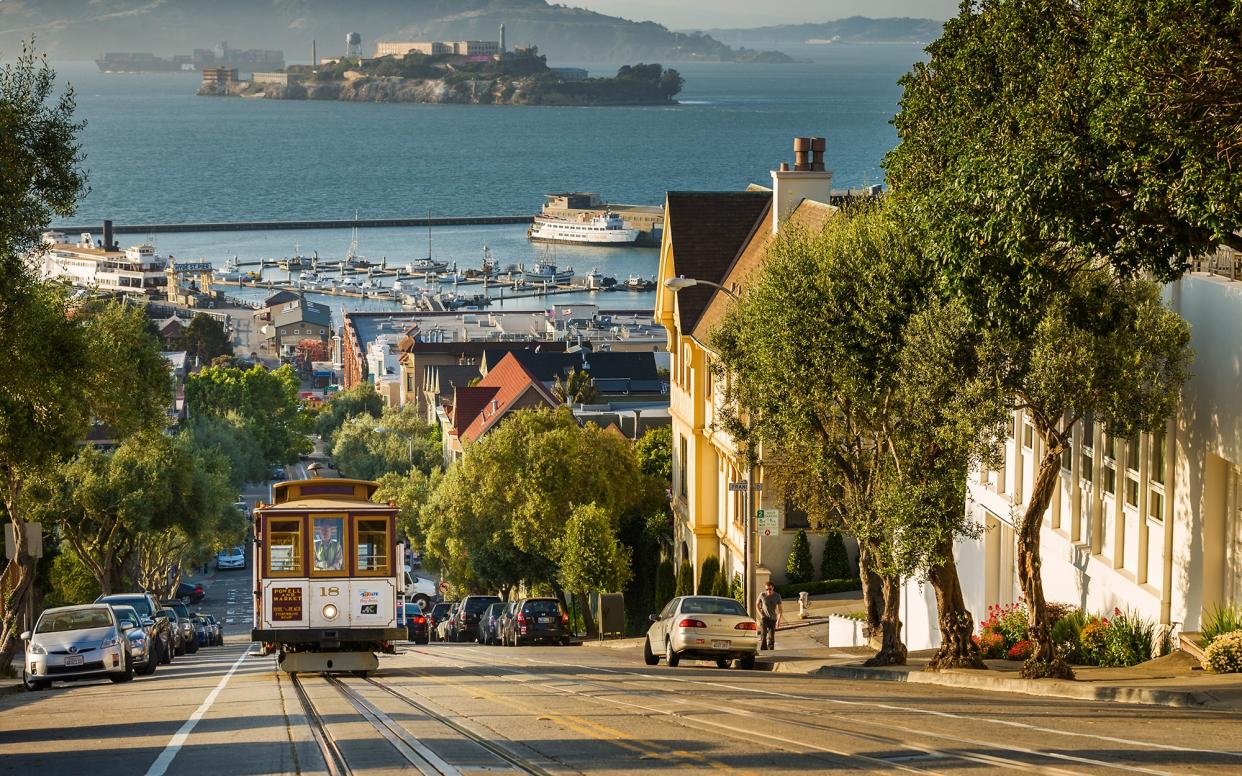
(662, 275), (741, 302)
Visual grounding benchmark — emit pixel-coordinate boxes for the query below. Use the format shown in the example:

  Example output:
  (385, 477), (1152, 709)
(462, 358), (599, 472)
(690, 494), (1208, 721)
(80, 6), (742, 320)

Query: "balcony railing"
(1193, 244), (1242, 281)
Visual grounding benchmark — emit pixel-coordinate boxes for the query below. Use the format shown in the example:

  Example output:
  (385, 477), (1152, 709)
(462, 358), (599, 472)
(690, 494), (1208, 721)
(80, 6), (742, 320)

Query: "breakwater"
(56, 214), (534, 235)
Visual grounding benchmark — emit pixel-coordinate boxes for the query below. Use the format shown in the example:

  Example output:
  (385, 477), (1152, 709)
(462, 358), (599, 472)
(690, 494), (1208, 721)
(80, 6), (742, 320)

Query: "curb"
(813, 664), (1214, 708)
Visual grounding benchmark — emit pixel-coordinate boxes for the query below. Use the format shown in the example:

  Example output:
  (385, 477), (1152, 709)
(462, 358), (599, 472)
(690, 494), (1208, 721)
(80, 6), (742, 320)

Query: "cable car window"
(312, 517), (345, 572)
(269, 519), (303, 575)
(355, 518), (390, 574)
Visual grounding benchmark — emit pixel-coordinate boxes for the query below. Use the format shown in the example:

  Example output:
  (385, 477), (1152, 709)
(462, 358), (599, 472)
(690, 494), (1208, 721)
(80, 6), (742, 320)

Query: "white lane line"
(144, 647), (251, 776)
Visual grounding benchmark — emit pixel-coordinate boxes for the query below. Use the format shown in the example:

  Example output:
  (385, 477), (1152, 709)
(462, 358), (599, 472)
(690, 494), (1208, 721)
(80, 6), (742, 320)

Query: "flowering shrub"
(1079, 618), (1111, 664)
(1204, 630), (1242, 673)
(976, 631), (1006, 659)
(1007, 640), (1035, 660)
(979, 601), (1029, 648)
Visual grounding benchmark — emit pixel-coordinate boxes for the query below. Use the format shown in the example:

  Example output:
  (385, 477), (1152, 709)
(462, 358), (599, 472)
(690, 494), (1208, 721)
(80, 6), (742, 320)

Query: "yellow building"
(654, 138), (839, 606)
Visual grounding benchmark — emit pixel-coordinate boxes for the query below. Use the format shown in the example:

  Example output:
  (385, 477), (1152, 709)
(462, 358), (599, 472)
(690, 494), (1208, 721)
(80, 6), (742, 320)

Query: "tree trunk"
(926, 535), (985, 670)
(0, 480), (33, 673)
(575, 591), (598, 638)
(865, 572), (907, 666)
(857, 540), (884, 640)
(1017, 444), (1074, 679)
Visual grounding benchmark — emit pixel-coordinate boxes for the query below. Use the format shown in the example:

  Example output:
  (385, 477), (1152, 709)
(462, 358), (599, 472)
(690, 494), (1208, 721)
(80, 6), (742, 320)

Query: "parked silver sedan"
(109, 604), (157, 675)
(22, 604), (134, 690)
(644, 596), (759, 669)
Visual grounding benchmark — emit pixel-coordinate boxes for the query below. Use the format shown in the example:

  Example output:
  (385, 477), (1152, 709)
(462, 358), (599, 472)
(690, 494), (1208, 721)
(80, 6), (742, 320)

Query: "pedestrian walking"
(756, 581), (783, 650)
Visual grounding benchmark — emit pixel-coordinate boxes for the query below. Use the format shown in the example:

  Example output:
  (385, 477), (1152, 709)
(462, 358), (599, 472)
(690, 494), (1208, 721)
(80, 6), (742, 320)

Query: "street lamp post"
(663, 276), (757, 616)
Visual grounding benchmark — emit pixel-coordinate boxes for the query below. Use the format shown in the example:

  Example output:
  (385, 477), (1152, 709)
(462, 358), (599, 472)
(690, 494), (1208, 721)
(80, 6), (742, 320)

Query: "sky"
(572, 0), (962, 29)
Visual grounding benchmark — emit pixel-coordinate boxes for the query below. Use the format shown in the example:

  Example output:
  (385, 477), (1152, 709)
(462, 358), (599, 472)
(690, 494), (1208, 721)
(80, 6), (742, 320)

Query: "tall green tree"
(315, 382), (384, 445)
(332, 406), (440, 479)
(714, 206), (1008, 667)
(185, 413), (267, 489)
(884, 0), (1209, 677)
(186, 362), (311, 463)
(556, 503), (634, 594)
(174, 313), (232, 366)
(786, 531), (813, 585)
(374, 467), (441, 551)
(634, 425), (672, 484)
(420, 408), (645, 602)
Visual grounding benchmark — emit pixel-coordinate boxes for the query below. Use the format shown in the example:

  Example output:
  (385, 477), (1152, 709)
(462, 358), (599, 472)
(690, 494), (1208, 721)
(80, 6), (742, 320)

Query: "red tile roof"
(452, 352), (557, 444)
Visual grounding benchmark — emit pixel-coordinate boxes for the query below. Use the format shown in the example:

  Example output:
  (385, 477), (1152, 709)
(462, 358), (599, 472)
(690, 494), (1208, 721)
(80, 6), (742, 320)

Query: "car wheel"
(643, 637), (659, 666)
(739, 653), (756, 670)
(175, 641), (185, 657)
(160, 639), (173, 664)
(111, 654), (135, 683)
(187, 642), (199, 654)
(665, 639), (680, 667)
(140, 652), (159, 676)
(716, 657), (731, 669)
(412, 594), (431, 611)
(23, 672), (48, 692)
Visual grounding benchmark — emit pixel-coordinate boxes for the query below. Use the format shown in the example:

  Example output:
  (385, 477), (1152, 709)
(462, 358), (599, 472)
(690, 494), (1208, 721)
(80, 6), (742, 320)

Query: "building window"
(1124, 435), (1140, 508)
(784, 500), (810, 530)
(1023, 422), (1034, 450)
(1081, 413), (1094, 485)
(1150, 432), (1166, 485)
(1102, 435), (1117, 495)
(1061, 438), (1073, 472)
(678, 435), (688, 499)
(1148, 489), (1164, 523)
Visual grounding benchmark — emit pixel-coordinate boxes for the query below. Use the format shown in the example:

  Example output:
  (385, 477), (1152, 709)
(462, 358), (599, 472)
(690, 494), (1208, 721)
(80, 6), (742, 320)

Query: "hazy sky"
(573, 0), (962, 28)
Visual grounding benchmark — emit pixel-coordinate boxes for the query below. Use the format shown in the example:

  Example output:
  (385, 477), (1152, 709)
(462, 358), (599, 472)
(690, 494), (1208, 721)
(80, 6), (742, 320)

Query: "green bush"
(1051, 608), (1087, 663)
(1201, 603), (1242, 647)
(1098, 608), (1160, 667)
(1203, 630), (1242, 673)
(710, 566), (730, 598)
(774, 578), (862, 598)
(44, 547), (101, 609)
(675, 560), (694, 597)
(729, 574), (745, 604)
(786, 529), (814, 584)
(697, 555), (720, 595)
(653, 559), (675, 612)
(979, 602), (1028, 648)
(820, 531), (852, 580)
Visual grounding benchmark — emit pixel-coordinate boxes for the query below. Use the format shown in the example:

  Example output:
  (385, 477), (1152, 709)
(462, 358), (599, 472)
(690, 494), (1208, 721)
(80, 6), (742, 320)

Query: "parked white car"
(216, 546), (246, 570)
(22, 604), (134, 690)
(644, 596), (759, 669)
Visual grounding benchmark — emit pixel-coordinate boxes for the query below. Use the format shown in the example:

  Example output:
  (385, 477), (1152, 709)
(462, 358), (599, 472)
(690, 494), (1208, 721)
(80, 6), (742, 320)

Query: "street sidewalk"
(586, 618), (1242, 710)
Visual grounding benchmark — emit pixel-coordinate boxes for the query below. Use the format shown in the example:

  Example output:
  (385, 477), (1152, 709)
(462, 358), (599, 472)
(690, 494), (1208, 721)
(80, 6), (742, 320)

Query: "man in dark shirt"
(756, 581), (783, 650)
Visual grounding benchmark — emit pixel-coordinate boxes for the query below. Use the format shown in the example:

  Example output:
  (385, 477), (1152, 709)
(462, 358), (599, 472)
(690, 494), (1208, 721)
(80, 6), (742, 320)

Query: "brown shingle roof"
(665, 191), (771, 333)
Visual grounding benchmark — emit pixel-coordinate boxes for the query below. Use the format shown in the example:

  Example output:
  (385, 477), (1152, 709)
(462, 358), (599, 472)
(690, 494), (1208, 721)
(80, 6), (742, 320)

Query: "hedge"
(775, 578), (862, 598)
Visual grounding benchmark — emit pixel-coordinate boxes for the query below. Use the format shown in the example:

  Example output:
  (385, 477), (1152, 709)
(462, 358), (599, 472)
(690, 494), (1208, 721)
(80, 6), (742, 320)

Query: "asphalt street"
(2, 633), (1241, 775)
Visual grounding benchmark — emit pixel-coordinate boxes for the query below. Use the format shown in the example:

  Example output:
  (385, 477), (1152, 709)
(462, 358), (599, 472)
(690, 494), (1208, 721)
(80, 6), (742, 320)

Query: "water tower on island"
(346, 32), (362, 59)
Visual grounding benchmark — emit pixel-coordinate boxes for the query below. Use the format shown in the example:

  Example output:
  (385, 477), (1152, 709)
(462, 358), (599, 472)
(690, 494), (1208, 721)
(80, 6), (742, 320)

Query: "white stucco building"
(899, 258), (1242, 650)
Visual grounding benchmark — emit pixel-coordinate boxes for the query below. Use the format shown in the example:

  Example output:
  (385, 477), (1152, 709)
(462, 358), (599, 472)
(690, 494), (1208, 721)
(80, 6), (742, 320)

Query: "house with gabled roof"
(439, 352), (558, 464)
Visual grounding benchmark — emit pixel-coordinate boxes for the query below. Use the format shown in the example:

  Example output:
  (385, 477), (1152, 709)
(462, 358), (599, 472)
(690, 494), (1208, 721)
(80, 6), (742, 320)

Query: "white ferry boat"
(214, 257), (243, 282)
(527, 211), (640, 246)
(38, 231), (169, 296)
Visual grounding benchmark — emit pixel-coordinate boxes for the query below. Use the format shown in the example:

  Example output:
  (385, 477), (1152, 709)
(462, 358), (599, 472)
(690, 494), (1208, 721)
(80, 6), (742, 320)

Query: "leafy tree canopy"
(174, 313), (232, 367)
(186, 362), (310, 463)
(315, 382), (384, 444)
(332, 405), (441, 479)
(634, 425), (672, 484)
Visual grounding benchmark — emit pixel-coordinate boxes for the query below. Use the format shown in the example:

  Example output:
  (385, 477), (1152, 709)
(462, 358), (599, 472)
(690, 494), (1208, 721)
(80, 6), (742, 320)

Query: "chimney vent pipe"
(793, 136), (811, 171)
(810, 136), (826, 171)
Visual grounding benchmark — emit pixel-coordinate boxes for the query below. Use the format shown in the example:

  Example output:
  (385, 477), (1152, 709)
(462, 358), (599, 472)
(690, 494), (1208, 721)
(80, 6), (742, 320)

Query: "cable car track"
(288, 671), (550, 775)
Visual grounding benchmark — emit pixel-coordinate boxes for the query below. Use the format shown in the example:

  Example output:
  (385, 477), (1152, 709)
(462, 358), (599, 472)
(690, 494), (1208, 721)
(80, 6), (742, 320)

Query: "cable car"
(251, 478), (406, 674)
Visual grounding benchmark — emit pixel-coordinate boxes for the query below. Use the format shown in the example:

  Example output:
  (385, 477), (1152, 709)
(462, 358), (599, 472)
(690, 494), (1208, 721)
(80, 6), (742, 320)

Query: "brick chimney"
(770, 136), (832, 234)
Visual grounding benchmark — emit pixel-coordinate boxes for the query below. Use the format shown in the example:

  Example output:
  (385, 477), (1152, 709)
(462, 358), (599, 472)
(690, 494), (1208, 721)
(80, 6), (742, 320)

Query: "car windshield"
(465, 597), (501, 614)
(99, 595), (153, 617)
(680, 598), (748, 616)
(484, 604), (503, 617)
(163, 609), (179, 621)
(36, 609), (113, 633)
(113, 610), (140, 628)
(522, 600), (562, 615)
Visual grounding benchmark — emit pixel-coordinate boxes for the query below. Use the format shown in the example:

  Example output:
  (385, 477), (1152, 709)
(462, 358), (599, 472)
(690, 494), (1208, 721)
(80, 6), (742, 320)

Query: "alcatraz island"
(198, 36), (683, 106)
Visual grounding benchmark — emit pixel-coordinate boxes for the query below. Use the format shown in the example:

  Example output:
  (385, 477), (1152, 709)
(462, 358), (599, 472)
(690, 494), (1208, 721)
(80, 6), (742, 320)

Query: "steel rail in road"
(288, 673), (352, 776)
(289, 670), (549, 776)
(361, 675), (554, 776)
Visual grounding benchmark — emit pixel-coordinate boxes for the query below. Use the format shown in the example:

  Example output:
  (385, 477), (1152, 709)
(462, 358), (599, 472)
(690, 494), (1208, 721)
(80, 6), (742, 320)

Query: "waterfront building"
(374, 40), (499, 59)
(656, 137), (843, 599)
(266, 297), (330, 360)
(365, 334), (403, 405)
(200, 67), (238, 87)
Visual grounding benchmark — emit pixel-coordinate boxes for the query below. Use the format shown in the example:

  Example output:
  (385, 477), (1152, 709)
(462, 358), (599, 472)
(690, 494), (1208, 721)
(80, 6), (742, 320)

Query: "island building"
(37, 225), (168, 297)
(252, 72), (304, 87)
(661, 136), (1242, 652)
(200, 67), (239, 88)
(374, 39), (502, 59)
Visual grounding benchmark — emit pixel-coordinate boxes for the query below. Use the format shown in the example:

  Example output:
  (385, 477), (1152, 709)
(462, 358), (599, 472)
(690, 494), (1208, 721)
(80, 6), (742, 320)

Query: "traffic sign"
(757, 508), (781, 531)
(728, 482), (749, 492)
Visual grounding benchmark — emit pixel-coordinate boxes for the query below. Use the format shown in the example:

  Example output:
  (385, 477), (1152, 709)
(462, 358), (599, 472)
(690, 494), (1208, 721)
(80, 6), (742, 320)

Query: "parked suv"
(453, 595), (502, 643)
(96, 592), (173, 666)
(508, 598), (571, 646)
(161, 600), (199, 653)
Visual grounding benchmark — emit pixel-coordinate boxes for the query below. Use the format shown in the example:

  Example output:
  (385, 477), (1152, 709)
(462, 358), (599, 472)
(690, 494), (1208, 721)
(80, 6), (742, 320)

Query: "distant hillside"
(699, 17), (943, 48)
(0, 0), (790, 64)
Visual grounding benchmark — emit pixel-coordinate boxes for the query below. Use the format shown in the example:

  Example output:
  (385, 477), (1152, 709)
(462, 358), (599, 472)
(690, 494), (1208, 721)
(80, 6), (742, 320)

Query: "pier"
(54, 214), (535, 235)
